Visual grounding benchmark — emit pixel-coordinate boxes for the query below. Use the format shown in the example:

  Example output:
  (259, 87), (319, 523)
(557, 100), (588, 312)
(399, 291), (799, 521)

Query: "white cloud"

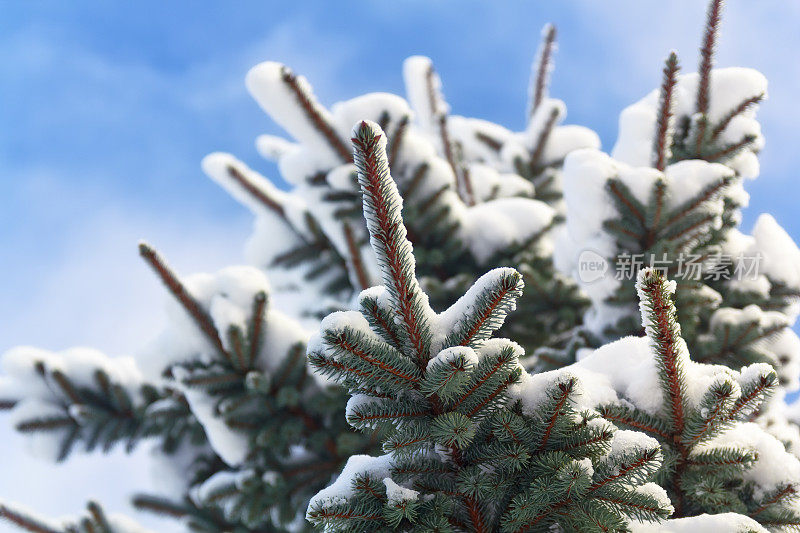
(0, 15), (362, 529)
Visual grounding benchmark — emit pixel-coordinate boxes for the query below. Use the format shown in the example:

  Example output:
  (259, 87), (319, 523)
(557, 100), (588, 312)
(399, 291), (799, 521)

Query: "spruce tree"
(553, 0), (800, 390)
(204, 26), (592, 359)
(305, 121), (671, 532)
(1, 248), (376, 531)
(570, 268), (800, 529)
(2, 2), (800, 532)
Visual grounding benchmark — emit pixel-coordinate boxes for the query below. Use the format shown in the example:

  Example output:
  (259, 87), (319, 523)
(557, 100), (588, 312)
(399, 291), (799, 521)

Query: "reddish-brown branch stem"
(750, 485), (796, 517)
(530, 24), (557, 117)
(643, 279), (685, 435)
(458, 280), (516, 346)
(607, 181), (645, 225)
(726, 375), (773, 422)
(704, 135), (755, 161)
(352, 127), (429, 363)
(51, 371), (83, 405)
(599, 410), (670, 440)
(529, 107), (559, 170)
(663, 176), (729, 227)
(334, 337), (420, 385)
(280, 66), (352, 163)
(695, 0), (724, 154)
(467, 374), (517, 417)
(248, 292), (266, 368)
(538, 381), (572, 451)
(475, 131), (503, 152)
(225, 165), (284, 216)
(342, 223), (371, 291)
(387, 115), (408, 170)
(711, 94), (763, 140)
(0, 505), (61, 533)
(139, 243), (228, 357)
(654, 53), (680, 171)
(450, 356), (509, 411)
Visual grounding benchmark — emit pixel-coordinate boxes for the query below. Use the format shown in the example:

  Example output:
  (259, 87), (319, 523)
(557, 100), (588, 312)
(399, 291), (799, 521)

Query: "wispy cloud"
(0, 15), (358, 529)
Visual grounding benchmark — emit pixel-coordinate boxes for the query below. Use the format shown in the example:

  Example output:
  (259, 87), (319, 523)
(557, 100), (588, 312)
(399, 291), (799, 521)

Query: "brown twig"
(654, 53), (680, 171)
(280, 66), (352, 163)
(139, 243), (227, 357)
(530, 24), (558, 118)
(695, 0), (724, 154)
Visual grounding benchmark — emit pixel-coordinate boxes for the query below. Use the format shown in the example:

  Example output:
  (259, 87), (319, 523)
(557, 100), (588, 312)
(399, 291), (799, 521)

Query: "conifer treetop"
(528, 23), (557, 119)
(307, 123), (671, 532)
(570, 269), (800, 527)
(351, 120), (434, 363)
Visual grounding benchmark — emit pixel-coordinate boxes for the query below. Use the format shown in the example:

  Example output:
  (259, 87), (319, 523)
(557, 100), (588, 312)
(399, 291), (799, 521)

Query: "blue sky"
(1, 1), (799, 530)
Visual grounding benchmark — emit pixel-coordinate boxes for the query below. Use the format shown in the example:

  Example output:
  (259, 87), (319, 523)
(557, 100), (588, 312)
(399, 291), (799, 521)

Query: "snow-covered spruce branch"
(2, 1), (800, 531)
(555, 0), (800, 395)
(133, 243), (379, 530)
(0, 500), (153, 533)
(565, 268), (800, 529)
(0, 345), (200, 461)
(207, 29), (594, 358)
(305, 122), (672, 532)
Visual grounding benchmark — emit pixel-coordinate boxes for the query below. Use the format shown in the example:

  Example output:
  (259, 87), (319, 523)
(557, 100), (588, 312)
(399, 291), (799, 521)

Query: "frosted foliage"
(402, 56), (445, 135)
(562, 331), (800, 513)
(203, 153), (343, 320)
(752, 214), (800, 291)
(0, 346), (143, 403)
(383, 478), (419, 504)
(139, 265), (308, 380)
(173, 368), (249, 466)
(246, 62), (344, 168)
(426, 346), (479, 373)
(136, 265), (308, 465)
(448, 101), (600, 176)
(7, 399), (71, 461)
(706, 305), (799, 387)
(433, 267), (522, 350)
(202, 152), (307, 230)
(467, 163), (534, 202)
(613, 68), (767, 179)
(0, 347), (145, 461)
(316, 272), (524, 381)
(307, 454), (393, 511)
(637, 483), (673, 514)
(569, 336), (773, 419)
(511, 369), (585, 414)
(331, 93), (410, 136)
(608, 429), (660, 458)
(208, 63), (558, 324)
(722, 216), (800, 325)
(632, 513), (767, 533)
(697, 422), (800, 499)
(308, 309), (387, 386)
(460, 197), (555, 264)
(7, 25), (800, 533)
(0, 503), (156, 533)
(555, 148), (735, 334)
(569, 336), (662, 415)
